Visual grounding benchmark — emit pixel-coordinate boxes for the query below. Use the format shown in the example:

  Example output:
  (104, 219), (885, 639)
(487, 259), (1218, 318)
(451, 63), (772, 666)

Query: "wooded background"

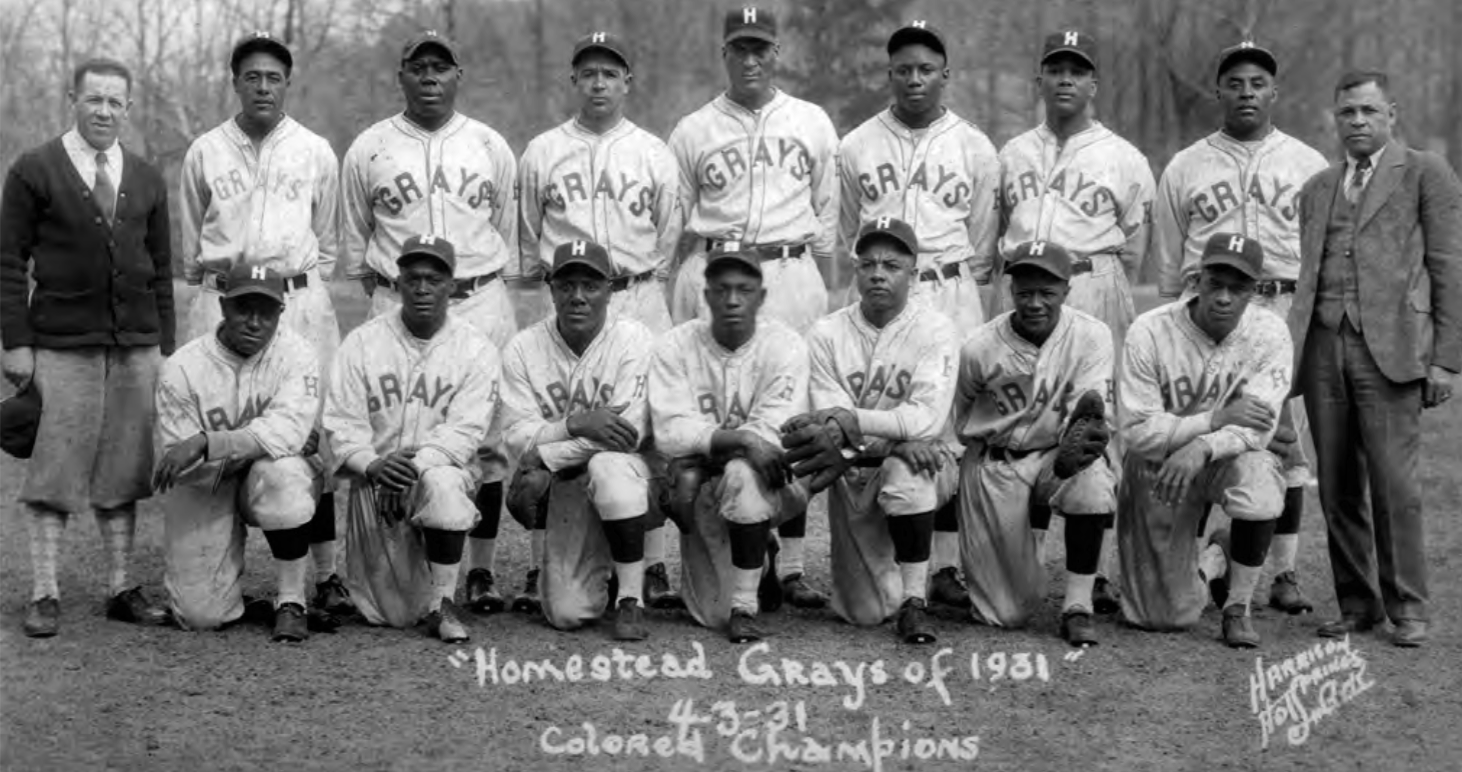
(2, 0), (1459, 266)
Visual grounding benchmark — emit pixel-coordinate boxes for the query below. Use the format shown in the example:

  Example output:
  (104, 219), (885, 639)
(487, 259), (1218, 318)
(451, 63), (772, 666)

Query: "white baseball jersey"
(837, 108), (1001, 276)
(955, 308), (1115, 451)
(1154, 129), (1327, 294)
(155, 327), (321, 465)
(669, 91), (838, 254)
(179, 116), (340, 282)
(499, 317), (654, 473)
(1120, 298), (1293, 463)
(807, 303), (959, 446)
(324, 313), (502, 476)
(341, 112), (518, 282)
(650, 318), (810, 456)
(998, 122), (1154, 272)
(518, 118), (682, 279)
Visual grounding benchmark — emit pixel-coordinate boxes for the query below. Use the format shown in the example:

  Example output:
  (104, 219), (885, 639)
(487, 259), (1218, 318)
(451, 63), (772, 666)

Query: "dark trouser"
(1302, 319), (1427, 622)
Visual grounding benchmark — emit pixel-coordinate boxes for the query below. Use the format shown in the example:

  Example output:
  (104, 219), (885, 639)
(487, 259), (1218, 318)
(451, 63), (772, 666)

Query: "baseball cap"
(887, 21), (947, 60)
(704, 242), (763, 278)
(572, 31), (632, 71)
(1200, 233), (1265, 279)
(223, 263), (286, 303)
(231, 31), (293, 76)
(854, 216), (918, 256)
(1041, 30), (1097, 70)
(401, 29), (460, 66)
(1215, 39), (1277, 80)
(397, 234), (458, 275)
(724, 6), (777, 43)
(1004, 240), (1073, 281)
(548, 239), (614, 280)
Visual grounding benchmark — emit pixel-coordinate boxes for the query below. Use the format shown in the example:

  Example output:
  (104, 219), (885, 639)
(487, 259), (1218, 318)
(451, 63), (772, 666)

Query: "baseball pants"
(958, 447), (1117, 628)
(672, 250), (828, 334)
(828, 454), (958, 626)
(1117, 450), (1284, 631)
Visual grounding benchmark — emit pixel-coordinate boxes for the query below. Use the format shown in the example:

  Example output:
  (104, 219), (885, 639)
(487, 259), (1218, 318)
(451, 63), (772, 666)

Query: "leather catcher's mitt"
(780, 407), (864, 492)
(1054, 390), (1109, 480)
(506, 463), (553, 530)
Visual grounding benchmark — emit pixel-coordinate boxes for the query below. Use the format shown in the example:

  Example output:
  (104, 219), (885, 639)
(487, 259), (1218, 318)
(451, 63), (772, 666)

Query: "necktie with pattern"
(94, 151), (116, 224)
(1347, 154), (1371, 205)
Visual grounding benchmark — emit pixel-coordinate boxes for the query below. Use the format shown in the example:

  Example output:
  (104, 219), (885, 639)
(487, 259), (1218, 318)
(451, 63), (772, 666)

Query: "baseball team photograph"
(1, 0), (1460, 770)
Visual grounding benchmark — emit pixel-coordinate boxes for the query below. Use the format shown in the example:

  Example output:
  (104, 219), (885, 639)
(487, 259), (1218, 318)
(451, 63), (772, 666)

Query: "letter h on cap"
(911, 20), (927, 29)
(743, 7), (757, 23)
(251, 265), (268, 280)
(1029, 241), (1047, 256)
(876, 216), (891, 229)
(1064, 31), (1080, 46)
(571, 240), (587, 256)
(591, 32), (606, 43)
(1228, 235), (1247, 252)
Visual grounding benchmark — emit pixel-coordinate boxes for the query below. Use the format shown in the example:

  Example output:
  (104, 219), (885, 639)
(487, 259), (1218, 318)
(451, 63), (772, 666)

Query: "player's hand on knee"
(2, 345), (34, 389)
(153, 432), (209, 492)
(1154, 440), (1211, 505)
(892, 441), (943, 477)
(367, 451), (419, 492)
(1211, 394), (1275, 432)
(567, 406), (640, 453)
(741, 434), (791, 490)
(301, 428), (320, 457)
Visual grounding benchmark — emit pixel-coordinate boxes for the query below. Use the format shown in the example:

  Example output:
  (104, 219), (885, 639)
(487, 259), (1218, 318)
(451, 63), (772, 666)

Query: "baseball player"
(514, 31), (683, 612)
(1119, 233), (1292, 648)
(177, 32), (349, 614)
(324, 236), (502, 643)
(152, 264), (324, 642)
(340, 30), (520, 615)
(499, 240), (657, 640)
(1151, 40), (1327, 615)
(786, 217), (959, 643)
(953, 240), (1117, 646)
(996, 29), (1156, 614)
(836, 20), (1003, 611)
(650, 248), (811, 643)
(666, 6), (838, 609)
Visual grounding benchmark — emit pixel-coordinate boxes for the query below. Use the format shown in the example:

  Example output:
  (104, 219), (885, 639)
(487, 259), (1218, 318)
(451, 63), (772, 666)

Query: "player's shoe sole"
(1054, 390), (1107, 479)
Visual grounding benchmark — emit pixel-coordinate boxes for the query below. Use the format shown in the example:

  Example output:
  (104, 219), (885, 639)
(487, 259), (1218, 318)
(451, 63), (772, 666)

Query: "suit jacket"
(1289, 142), (1462, 389)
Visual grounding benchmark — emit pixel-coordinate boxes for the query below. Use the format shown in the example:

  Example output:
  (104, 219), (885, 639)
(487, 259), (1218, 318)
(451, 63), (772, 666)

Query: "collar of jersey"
(566, 115), (631, 141)
(716, 88), (785, 117)
(224, 113), (296, 149)
(1035, 120), (1108, 152)
(999, 308), (1070, 355)
(395, 110), (465, 137)
(1174, 297), (1251, 347)
(207, 324), (276, 366)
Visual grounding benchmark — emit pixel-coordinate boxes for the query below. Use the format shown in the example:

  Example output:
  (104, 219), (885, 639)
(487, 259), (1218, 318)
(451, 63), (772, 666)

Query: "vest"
(1315, 179), (1363, 331)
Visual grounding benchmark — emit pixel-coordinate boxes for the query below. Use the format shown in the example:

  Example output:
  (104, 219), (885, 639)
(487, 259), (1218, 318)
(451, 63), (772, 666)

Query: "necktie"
(94, 151), (116, 224)
(1347, 155), (1371, 204)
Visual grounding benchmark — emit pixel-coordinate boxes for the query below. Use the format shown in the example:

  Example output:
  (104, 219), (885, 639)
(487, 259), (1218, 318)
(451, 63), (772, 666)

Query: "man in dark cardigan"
(1, 58), (175, 637)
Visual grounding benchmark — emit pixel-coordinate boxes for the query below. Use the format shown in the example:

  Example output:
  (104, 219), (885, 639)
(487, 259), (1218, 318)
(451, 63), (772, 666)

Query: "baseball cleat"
(272, 602), (309, 643)
(644, 562), (683, 610)
(1054, 390), (1106, 479)
(1093, 575), (1122, 615)
(428, 599), (471, 643)
(106, 587), (168, 626)
(1203, 529), (1231, 609)
(313, 574), (356, 615)
(23, 597), (60, 638)
(1061, 609), (1099, 647)
(928, 566), (971, 609)
(727, 609), (765, 644)
(780, 573), (829, 609)
(613, 598), (649, 641)
(512, 568), (542, 615)
(465, 568), (506, 614)
(1267, 571), (1314, 615)
(896, 598), (936, 644)
(1221, 606), (1260, 649)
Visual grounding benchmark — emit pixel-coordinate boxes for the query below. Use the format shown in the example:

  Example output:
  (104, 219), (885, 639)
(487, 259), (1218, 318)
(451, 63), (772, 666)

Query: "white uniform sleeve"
(208, 342), (321, 462)
(1153, 164), (1189, 298)
(650, 332), (717, 457)
(497, 337), (597, 473)
(312, 140), (342, 279)
(836, 145), (861, 262)
(809, 112), (840, 259)
(493, 141), (522, 281)
(179, 142), (209, 285)
(651, 142), (685, 279)
(1119, 322), (1213, 462)
(855, 322), (959, 442)
(1117, 151), (1157, 279)
(1068, 321), (1117, 429)
(739, 334), (810, 446)
(340, 138), (375, 281)
(154, 358), (204, 460)
(414, 339), (502, 471)
(806, 326), (856, 413)
(323, 334), (378, 474)
(1199, 322), (1294, 460)
(669, 124), (700, 267)
(965, 139), (1002, 283)
(516, 145), (546, 281)
(953, 335), (988, 449)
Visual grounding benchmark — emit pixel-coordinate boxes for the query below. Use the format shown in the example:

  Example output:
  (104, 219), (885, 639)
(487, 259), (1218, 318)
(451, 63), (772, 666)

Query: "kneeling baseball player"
(499, 240), (658, 640)
(953, 241), (1118, 646)
(324, 236), (502, 643)
(152, 265), (328, 641)
(782, 218), (960, 644)
(1118, 234), (1292, 649)
(650, 247), (811, 644)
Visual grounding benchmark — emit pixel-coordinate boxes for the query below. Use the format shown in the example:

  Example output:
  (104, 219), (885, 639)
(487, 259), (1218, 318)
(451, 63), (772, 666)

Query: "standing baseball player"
(836, 20), (1002, 609)
(152, 264), (325, 642)
(996, 29), (1156, 614)
(177, 32), (348, 614)
(1152, 40), (1327, 615)
(953, 240), (1117, 646)
(1119, 234), (1292, 648)
(785, 218), (959, 643)
(666, 6), (838, 609)
(499, 240), (657, 640)
(324, 236), (501, 643)
(340, 30), (520, 616)
(514, 31), (683, 612)
(651, 248), (811, 643)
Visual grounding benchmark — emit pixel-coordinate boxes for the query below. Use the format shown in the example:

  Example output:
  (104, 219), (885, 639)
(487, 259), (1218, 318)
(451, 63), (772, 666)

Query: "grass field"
(2, 285), (1459, 772)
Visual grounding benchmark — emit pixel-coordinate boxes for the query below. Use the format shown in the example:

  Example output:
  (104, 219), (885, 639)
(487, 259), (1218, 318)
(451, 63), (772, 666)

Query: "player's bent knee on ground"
(1215, 451), (1285, 522)
(716, 459), (780, 525)
(240, 457), (319, 532)
(876, 456), (940, 516)
(410, 467), (480, 532)
(586, 452), (651, 522)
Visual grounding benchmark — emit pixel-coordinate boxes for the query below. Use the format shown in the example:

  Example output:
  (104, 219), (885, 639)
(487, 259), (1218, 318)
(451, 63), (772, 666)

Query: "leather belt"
(376, 271), (499, 300)
(705, 240), (809, 260)
(1254, 279), (1297, 297)
(206, 269), (310, 293)
(1071, 258), (1094, 276)
(919, 263), (961, 283)
(986, 445), (1044, 463)
(609, 270), (657, 293)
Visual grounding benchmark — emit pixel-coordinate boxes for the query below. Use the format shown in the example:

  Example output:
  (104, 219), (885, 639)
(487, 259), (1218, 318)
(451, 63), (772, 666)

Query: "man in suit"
(0, 58), (175, 637)
(1289, 70), (1462, 648)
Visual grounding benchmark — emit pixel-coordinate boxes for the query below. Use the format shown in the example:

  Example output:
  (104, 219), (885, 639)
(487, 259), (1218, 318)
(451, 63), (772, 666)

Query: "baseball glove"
(1054, 390), (1109, 480)
(506, 463), (553, 531)
(780, 407), (864, 492)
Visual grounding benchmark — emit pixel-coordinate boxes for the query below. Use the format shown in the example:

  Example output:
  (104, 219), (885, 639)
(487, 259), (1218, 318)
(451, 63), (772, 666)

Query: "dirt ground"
(2, 285), (1460, 772)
